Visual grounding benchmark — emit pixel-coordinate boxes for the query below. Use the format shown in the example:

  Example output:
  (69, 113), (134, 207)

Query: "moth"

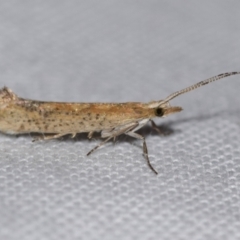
(0, 72), (239, 174)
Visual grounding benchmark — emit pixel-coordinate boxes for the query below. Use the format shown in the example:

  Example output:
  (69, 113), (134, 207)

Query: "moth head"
(154, 101), (182, 118)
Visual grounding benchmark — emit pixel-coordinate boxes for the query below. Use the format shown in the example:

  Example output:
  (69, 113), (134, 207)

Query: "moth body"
(0, 88), (155, 134)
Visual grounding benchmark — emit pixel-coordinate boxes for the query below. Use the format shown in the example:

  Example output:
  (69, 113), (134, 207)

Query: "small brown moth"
(0, 72), (239, 174)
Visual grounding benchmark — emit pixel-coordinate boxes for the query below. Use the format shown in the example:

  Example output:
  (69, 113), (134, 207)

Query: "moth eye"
(155, 107), (164, 117)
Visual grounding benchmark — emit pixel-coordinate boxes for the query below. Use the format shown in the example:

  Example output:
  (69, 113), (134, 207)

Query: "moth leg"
(150, 119), (164, 134)
(86, 136), (113, 156)
(150, 119), (171, 136)
(32, 133), (67, 142)
(71, 133), (77, 138)
(87, 123), (139, 156)
(87, 131), (94, 139)
(125, 131), (158, 175)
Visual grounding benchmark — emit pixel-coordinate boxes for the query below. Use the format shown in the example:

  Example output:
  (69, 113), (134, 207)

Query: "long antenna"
(161, 72), (240, 105)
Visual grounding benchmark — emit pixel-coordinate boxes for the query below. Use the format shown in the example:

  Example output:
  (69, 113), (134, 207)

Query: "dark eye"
(155, 108), (164, 117)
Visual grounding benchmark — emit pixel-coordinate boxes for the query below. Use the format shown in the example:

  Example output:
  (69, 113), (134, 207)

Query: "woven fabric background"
(0, 1), (240, 240)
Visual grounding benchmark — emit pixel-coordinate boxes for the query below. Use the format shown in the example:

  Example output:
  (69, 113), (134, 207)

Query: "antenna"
(160, 72), (240, 105)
